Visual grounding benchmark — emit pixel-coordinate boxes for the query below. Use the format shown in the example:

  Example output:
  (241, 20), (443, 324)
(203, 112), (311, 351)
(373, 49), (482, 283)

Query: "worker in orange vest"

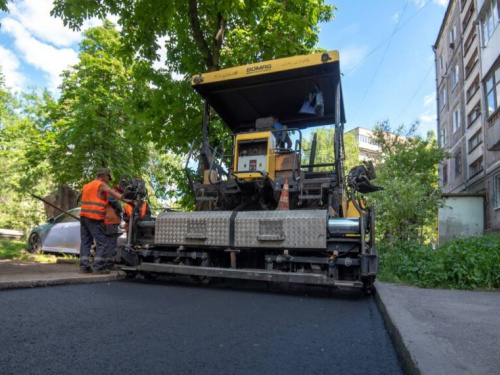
(124, 200), (151, 234)
(79, 167), (132, 274)
(103, 193), (123, 270)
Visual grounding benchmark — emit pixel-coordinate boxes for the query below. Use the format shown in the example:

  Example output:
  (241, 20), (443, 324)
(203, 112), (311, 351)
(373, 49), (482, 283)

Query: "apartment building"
(434, 0), (500, 233)
(347, 127), (380, 162)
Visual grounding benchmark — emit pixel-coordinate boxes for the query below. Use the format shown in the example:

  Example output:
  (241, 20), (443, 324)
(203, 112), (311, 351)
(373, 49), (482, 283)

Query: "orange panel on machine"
(275, 154), (296, 171)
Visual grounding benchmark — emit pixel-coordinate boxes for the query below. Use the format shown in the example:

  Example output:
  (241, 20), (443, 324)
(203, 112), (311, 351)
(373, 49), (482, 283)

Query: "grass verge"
(378, 233), (500, 290)
(0, 240), (76, 263)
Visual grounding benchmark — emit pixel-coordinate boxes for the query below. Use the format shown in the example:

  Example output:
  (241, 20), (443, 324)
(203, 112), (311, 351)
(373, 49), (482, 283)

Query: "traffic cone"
(276, 179), (289, 210)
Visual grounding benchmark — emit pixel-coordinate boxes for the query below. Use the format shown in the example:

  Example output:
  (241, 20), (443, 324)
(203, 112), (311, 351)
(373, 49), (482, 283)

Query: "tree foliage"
(301, 126), (360, 174)
(0, 0), (10, 13)
(368, 121), (448, 244)
(0, 78), (54, 231)
(50, 0), (337, 160)
(52, 0), (336, 74)
(49, 21), (150, 186)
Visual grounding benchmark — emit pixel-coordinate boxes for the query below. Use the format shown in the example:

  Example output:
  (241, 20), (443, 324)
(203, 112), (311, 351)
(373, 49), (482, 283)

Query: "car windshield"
(53, 209), (80, 224)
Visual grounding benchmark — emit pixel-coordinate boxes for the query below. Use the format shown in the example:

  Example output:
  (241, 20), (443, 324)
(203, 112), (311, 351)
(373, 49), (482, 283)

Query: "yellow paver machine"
(121, 51), (381, 293)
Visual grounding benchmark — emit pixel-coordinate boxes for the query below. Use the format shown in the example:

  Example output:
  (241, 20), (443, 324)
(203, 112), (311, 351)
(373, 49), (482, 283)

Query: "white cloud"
(418, 112), (437, 136)
(0, 46), (26, 92)
(392, 12), (400, 23)
(417, 91), (438, 135)
(8, 0), (83, 47)
(410, 0), (448, 8)
(2, 17), (79, 91)
(0, 0), (106, 91)
(434, 0), (448, 6)
(339, 45), (369, 74)
(423, 92), (435, 107)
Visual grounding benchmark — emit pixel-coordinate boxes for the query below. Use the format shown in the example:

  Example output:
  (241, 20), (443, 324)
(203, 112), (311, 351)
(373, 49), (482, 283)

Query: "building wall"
(347, 127), (380, 161)
(438, 195), (484, 243)
(478, 0), (500, 232)
(434, 0), (500, 233)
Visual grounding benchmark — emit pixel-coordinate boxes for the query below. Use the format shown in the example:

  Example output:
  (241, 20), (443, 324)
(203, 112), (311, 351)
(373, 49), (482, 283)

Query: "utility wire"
(351, 0), (410, 124)
(343, 0), (433, 77)
(394, 63), (434, 123)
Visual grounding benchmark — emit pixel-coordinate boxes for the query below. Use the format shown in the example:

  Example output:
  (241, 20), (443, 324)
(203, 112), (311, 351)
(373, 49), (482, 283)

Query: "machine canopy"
(191, 51), (346, 132)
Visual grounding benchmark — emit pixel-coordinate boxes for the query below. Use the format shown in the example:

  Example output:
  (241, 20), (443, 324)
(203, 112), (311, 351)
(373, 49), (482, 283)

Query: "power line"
(394, 62), (434, 123)
(343, 0), (433, 77)
(351, 0), (410, 124)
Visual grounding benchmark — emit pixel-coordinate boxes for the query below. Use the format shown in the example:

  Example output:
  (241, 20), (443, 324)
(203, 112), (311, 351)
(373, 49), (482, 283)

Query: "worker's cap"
(114, 184), (124, 193)
(96, 167), (112, 180)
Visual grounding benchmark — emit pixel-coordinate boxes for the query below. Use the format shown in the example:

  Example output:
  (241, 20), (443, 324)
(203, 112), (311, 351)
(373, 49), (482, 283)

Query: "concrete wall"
(438, 195), (484, 244)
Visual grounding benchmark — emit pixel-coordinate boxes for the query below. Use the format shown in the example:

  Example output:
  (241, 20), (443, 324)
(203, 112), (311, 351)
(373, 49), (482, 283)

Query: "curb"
(374, 281), (420, 375)
(0, 274), (126, 291)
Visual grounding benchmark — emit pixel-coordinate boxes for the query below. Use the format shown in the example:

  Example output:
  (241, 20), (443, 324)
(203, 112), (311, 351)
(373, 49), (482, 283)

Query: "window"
(358, 134), (376, 145)
(465, 50), (478, 79)
(449, 25), (456, 47)
(450, 64), (459, 89)
(494, 174), (500, 209)
(439, 87), (447, 110)
(440, 126), (447, 147)
(464, 29), (476, 55)
(468, 129), (483, 152)
(466, 75), (480, 102)
(439, 55), (444, 72)
(469, 156), (484, 177)
(467, 103), (481, 127)
(462, 1), (475, 30)
(443, 164), (448, 186)
(455, 151), (462, 177)
(481, 0), (500, 46)
(485, 66), (500, 117)
(453, 106), (461, 132)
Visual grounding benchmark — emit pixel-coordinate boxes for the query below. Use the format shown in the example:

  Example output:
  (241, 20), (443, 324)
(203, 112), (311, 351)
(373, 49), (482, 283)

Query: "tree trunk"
(43, 186), (79, 219)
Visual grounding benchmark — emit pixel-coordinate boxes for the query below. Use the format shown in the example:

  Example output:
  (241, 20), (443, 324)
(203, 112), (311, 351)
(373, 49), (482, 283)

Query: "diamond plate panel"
(155, 211), (232, 246)
(234, 210), (327, 249)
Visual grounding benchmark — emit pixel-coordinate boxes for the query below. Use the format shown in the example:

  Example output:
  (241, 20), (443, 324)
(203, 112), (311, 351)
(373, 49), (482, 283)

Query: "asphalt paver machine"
(121, 51), (381, 293)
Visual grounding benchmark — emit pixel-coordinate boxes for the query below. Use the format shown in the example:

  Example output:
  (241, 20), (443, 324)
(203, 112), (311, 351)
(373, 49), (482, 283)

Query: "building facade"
(434, 0), (500, 233)
(347, 127), (381, 162)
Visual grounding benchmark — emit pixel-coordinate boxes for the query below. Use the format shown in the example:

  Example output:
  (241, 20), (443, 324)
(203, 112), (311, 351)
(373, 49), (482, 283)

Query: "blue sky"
(0, 0), (447, 135)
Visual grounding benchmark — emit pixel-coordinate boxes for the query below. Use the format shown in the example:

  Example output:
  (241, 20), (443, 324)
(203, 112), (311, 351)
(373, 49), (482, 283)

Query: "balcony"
(486, 113), (500, 151)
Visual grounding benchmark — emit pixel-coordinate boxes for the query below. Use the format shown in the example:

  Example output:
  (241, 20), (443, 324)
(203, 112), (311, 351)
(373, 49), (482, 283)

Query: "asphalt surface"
(375, 281), (500, 375)
(1, 260), (499, 375)
(0, 278), (402, 375)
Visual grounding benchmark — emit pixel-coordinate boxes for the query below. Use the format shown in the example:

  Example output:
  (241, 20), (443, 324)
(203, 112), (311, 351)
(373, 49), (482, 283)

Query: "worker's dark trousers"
(105, 233), (119, 267)
(79, 216), (107, 271)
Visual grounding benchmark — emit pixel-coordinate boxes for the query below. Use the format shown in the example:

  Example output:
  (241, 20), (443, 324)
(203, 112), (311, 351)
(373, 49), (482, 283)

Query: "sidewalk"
(0, 260), (499, 374)
(0, 259), (124, 290)
(375, 281), (500, 375)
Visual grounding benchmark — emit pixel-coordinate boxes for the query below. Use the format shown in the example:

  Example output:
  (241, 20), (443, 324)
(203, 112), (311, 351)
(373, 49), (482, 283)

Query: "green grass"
(0, 240), (76, 263)
(378, 234), (500, 290)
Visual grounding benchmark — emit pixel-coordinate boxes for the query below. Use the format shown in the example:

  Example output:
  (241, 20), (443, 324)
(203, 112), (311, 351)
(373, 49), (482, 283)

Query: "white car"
(27, 208), (126, 255)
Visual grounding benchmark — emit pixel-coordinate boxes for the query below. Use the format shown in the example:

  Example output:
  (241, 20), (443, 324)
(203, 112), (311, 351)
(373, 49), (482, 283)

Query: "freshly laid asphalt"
(0, 259), (499, 375)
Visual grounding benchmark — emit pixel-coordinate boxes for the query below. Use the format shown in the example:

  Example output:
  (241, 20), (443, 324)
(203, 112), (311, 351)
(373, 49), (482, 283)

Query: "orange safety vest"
(80, 180), (108, 221)
(124, 202), (147, 231)
(104, 204), (121, 225)
(125, 202), (147, 219)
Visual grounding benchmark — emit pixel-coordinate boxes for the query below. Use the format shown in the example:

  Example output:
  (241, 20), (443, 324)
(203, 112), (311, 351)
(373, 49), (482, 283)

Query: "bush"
(377, 234), (500, 290)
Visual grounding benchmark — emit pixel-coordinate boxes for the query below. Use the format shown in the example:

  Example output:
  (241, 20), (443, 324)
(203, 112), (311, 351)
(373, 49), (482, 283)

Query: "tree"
(301, 126), (360, 174)
(50, 1), (338, 207)
(49, 21), (150, 187)
(52, 0), (336, 74)
(0, 77), (55, 231)
(0, 68), (12, 124)
(51, 0), (337, 152)
(369, 121), (448, 244)
(0, 0), (10, 13)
